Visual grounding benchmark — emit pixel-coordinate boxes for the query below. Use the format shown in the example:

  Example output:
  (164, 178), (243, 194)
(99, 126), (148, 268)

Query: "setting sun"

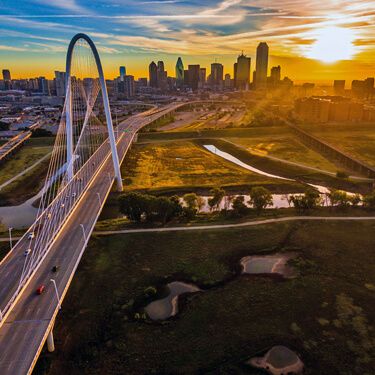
(305, 26), (357, 63)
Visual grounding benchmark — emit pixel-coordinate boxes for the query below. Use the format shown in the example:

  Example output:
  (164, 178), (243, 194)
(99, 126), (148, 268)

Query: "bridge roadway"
(0, 103), (183, 375)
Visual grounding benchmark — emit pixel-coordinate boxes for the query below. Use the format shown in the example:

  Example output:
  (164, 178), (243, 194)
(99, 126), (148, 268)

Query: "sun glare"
(305, 26), (357, 63)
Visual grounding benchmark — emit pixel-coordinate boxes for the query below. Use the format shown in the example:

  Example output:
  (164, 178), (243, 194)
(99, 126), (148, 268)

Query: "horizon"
(0, 0), (374, 82)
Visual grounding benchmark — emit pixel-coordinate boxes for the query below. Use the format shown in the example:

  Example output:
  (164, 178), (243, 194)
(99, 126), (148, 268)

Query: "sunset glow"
(0, 1), (374, 80)
(305, 27), (357, 63)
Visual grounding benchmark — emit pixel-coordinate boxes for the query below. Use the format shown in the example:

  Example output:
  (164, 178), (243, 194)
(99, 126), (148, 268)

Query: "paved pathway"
(94, 215), (375, 235)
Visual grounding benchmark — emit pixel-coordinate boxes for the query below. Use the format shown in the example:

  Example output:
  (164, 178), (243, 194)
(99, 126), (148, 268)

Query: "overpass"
(0, 34), (189, 375)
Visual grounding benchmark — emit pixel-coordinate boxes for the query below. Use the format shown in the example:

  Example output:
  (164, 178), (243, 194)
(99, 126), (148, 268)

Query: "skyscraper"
(54, 71), (66, 97)
(2, 69), (11, 81)
(235, 52), (251, 90)
(333, 80), (345, 95)
(255, 42), (269, 88)
(210, 63), (224, 90)
(199, 68), (206, 86)
(188, 65), (200, 91)
(175, 57), (184, 88)
(119, 66), (126, 82)
(149, 61), (158, 88)
(38, 76), (49, 95)
(2, 69), (11, 90)
(157, 61), (167, 90)
(270, 66), (281, 82)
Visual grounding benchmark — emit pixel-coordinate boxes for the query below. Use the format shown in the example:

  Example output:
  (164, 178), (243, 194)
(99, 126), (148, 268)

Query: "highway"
(0, 122), (40, 163)
(0, 103), (184, 375)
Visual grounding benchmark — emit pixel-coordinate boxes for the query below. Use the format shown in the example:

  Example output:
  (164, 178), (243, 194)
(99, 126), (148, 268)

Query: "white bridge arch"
(65, 33), (123, 190)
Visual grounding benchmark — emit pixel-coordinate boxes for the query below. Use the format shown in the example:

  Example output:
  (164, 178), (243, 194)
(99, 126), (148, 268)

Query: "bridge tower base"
(47, 328), (55, 352)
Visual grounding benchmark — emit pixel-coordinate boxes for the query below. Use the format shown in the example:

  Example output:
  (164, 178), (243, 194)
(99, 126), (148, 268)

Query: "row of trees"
(119, 187), (375, 224)
(118, 187), (274, 223)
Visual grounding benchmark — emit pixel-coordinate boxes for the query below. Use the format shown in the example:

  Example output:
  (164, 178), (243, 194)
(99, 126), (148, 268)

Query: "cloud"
(32, 0), (88, 13)
(0, 45), (27, 51)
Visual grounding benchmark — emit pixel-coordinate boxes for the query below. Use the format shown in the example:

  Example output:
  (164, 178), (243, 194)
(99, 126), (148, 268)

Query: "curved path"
(94, 215), (375, 235)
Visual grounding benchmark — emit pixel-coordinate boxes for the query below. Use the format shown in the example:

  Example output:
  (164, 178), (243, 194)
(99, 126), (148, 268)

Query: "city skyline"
(0, 0), (374, 81)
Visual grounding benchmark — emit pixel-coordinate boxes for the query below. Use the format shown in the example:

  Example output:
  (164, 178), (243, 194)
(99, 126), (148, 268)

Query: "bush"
(249, 187), (273, 214)
(208, 187), (226, 212)
(290, 189), (321, 211)
(232, 195), (248, 216)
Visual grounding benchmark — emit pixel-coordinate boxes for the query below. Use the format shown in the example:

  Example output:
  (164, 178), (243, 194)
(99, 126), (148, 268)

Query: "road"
(0, 122), (40, 163)
(94, 215), (375, 235)
(0, 103), (184, 375)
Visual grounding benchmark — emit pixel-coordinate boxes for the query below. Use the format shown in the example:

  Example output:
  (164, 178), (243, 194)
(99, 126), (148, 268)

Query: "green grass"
(35, 221), (375, 374)
(121, 140), (305, 195)
(228, 135), (338, 173)
(304, 123), (375, 168)
(0, 137), (53, 186)
(0, 157), (50, 206)
(203, 139), (371, 194)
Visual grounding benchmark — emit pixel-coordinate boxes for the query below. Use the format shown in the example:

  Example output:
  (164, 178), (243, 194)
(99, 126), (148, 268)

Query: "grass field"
(228, 135), (338, 173)
(0, 137), (53, 206)
(35, 220), (375, 375)
(0, 137), (53, 186)
(304, 123), (375, 167)
(121, 140), (305, 195)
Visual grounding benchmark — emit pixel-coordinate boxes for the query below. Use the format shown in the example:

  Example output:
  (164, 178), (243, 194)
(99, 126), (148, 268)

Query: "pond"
(0, 191), (40, 229)
(240, 253), (296, 278)
(144, 281), (201, 321)
(248, 345), (304, 375)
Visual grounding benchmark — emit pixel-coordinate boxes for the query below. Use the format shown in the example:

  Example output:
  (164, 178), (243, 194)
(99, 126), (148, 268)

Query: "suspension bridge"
(0, 33), (185, 375)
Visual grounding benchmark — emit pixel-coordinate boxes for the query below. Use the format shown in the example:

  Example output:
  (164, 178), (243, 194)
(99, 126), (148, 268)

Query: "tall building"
(334, 80), (345, 95)
(2, 69), (11, 90)
(119, 66), (126, 82)
(255, 42), (269, 89)
(188, 65), (200, 91)
(270, 66), (281, 83)
(149, 61), (158, 88)
(38, 76), (49, 95)
(235, 53), (251, 90)
(2, 69), (11, 81)
(224, 73), (232, 89)
(210, 63), (224, 89)
(157, 61), (167, 90)
(54, 71), (66, 97)
(199, 68), (206, 88)
(175, 57), (184, 88)
(124, 75), (135, 98)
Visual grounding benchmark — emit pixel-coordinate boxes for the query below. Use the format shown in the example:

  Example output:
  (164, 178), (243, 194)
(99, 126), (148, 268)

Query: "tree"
(152, 196), (182, 224)
(118, 192), (153, 222)
(232, 195), (248, 216)
(290, 189), (321, 211)
(183, 193), (199, 210)
(328, 190), (351, 208)
(249, 187), (273, 214)
(363, 191), (375, 209)
(208, 187), (225, 211)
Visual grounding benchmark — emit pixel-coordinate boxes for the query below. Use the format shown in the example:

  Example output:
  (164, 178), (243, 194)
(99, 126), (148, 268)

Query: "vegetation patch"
(35, 221), (375, 375)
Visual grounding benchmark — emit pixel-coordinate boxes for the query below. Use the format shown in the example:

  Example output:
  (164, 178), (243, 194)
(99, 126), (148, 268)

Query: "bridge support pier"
(47, 327), (55, 352)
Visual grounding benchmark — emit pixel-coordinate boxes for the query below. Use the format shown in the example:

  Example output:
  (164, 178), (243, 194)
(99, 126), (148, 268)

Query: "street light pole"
(80, 224), (87, 243)
(50, 279), (61, 310)
(8, 227), (13, 249)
